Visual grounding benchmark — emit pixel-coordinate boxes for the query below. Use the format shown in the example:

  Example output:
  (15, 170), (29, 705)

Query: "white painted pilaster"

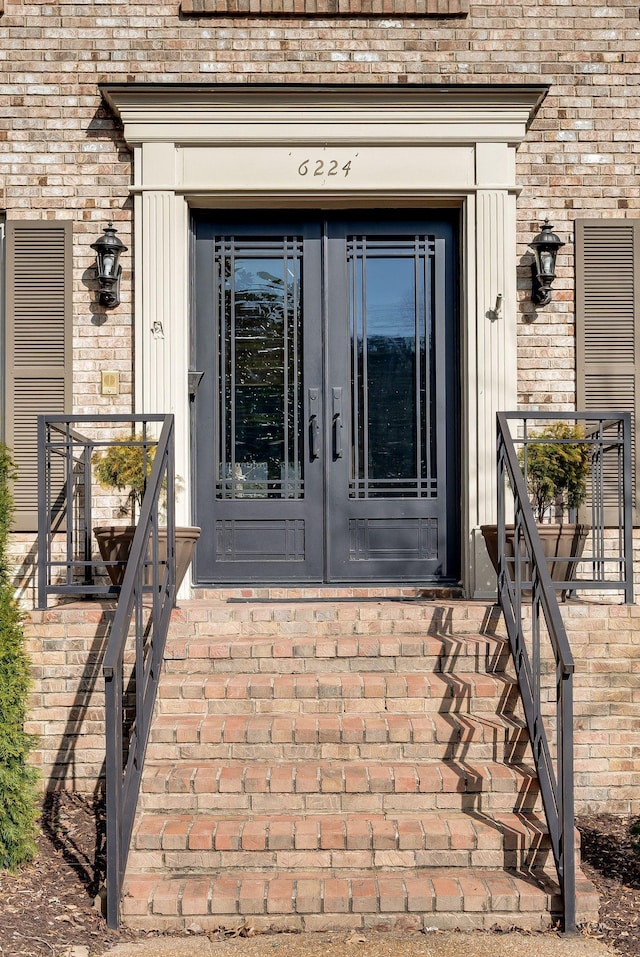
(136, 141), (191, 531)
(471, 174), (518, 598)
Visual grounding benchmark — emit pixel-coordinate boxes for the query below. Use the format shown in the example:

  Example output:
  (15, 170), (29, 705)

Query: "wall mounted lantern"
(529, 219), (565, 307)
(91, 222), (127, 308)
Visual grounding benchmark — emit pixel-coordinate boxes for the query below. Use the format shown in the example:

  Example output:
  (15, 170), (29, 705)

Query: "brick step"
(138, 760), (541, 814)
(169, 598), (497, 639)
(121, 867), (600, 932)
(155, 672), (518, 717)
(192, 587), (465, 601)
(127, 810), (557, 875)
(164, 631), (511, 675)
(147, 712), (529, 764)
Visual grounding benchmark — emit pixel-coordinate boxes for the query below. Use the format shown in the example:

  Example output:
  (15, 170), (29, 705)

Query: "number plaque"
(294, 155), (357, 179)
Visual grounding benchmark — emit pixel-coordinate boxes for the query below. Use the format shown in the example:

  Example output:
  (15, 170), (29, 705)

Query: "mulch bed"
(577, 814), (640, 957)
(1, 796), (639, 957)
(0, 792), (139, 957)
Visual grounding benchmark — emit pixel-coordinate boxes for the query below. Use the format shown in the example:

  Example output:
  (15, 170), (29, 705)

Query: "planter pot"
(94, 525), (201, 589)
(481, 523), (589, 589)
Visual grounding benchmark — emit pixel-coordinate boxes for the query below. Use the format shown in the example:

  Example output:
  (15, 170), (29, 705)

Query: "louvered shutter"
(575, 218), (640, 522)
(5, 221), (72, 531)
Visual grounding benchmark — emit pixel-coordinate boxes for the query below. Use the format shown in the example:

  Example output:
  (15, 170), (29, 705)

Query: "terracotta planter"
(94, 525), (201, 589)
(481, 523), (589, 587)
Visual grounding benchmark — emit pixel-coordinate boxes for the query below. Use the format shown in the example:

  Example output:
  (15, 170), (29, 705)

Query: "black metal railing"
(38, 414), (176, 928)
(102, 416), (175, 928)
(495, 411), (633, 934)
(37, 413), (175, 607)
(498, 411), (633, 601)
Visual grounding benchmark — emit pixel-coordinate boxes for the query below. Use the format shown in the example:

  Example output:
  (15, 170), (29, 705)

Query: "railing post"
(496, 412), (577, 935)
(623, 413), (634, 603)
(83, 442), (94, 587)
(560, 668), (576, 934)
(37, 415), (48, 609)
(104, 667), (123, 929)
(497, 430), (506, 598)
(65, 421), (74, 585)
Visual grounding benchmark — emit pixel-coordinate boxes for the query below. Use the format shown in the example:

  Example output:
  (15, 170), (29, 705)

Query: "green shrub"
(518, 423), (591, 523)
(92, 433), (179, 520)
(92, 433), (157, 518)
(0, 443), (39, 870)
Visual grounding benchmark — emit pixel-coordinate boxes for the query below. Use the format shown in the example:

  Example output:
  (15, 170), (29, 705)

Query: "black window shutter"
(5, 220), (72, 531)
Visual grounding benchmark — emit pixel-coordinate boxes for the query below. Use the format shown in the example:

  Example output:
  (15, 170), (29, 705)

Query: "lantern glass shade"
(539, 249), (554, 277)
(101, 252), (117, 279)
(91, 222), (127, 307)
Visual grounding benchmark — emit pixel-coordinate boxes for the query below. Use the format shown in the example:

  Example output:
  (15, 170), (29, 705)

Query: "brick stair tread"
(190, 588), (464, 601)
(173, 596), (487, 622)
(130, 809), (553, 854)
(157, 671), (516, 702)
(140, 759), (538, 795)
(165, 631), (509, 667)
(149, 711), (526, 747)
(121, 866), (599, 922)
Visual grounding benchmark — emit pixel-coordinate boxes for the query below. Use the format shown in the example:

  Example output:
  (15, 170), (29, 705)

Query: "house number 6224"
(297, 158), (353, 178)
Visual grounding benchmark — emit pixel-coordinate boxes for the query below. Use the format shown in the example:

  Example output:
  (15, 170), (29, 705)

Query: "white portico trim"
(101, 83), (547, 598)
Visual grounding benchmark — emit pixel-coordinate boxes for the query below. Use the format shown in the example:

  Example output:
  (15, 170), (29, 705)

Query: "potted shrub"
(92, 434), (200, 588)
(482, 422), (591, 589)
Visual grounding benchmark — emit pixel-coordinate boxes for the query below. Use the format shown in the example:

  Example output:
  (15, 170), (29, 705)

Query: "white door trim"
(103, 83), (547, 597)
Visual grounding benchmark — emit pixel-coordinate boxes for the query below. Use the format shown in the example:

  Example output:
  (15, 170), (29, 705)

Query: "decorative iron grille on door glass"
(215, 236), (304, 502)
(348, 235), (437, 501)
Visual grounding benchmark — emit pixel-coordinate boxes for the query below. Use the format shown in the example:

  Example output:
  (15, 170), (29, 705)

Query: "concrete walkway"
(100, 930), (615, 957)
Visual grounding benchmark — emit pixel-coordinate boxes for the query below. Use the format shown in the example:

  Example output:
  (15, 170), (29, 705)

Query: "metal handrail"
(101, 415), (175, 928)
(37, 413), (176, 928)
(496, 412), (576, 932)
(495, 410), (631, 932)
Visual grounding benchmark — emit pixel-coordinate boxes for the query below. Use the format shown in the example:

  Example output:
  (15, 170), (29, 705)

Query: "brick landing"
(121, 597), (598, 932)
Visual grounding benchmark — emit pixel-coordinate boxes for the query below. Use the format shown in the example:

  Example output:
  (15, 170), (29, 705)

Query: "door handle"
(332, 387), (343, 459)
(309, 389), (320, 459)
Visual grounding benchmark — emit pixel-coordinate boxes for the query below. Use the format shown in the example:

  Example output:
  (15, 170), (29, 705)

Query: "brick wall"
(0, 1), (637, 412)
(25, 605), (113, 794)
(562, 603), (640, 813)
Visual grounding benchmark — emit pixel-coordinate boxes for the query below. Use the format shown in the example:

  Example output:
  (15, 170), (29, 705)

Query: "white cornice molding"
(101, 83), (548, 147)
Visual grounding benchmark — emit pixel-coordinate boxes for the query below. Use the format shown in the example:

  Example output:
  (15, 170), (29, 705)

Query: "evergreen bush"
(92, 432), (157, 518)
(518, 423), (591, 523)
(0, 443), (39, 870)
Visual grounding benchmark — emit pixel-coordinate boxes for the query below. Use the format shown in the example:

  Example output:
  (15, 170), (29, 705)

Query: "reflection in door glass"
(215, 238), (304, 499)
(349, 236), (436, 498)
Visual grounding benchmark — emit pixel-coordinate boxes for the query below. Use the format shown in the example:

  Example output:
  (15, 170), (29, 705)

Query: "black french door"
(192, 212), (459, 584)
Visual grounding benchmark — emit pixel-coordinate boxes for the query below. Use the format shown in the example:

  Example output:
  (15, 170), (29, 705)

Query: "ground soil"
(0, 795), (638, 957)
(577, 814), (640, 957)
